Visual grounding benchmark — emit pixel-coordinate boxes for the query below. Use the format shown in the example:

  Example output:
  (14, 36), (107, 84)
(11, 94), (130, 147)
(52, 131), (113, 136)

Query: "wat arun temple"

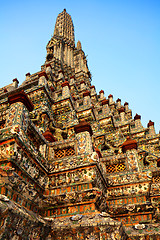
(0, 9), (160, 240)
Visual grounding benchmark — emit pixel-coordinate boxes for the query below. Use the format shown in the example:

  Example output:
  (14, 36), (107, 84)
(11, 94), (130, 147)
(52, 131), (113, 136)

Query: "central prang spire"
(46, 9), (90, 78)
(53, 9), (75, 45)
(46, 9), (75, 66)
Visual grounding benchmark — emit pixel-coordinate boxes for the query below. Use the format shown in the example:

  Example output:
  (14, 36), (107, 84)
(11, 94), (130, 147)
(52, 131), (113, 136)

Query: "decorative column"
(64, 43), (67, 65)
(99, 90), (104, 100)
(90, 86), (96, 95)
(147, 120), (156, 136)
(68, 45), (70, 66)
(124, 102), (129, 111)
(134, 114), (142, 129)
(70, 75), (75, 85)
(122, 136), (139, 171)
(38, 71), (48, 86)
(118, 107), (125, 122)
(57, 69), (64, 81)
(46, 63), (52, 73)
(108, 94), (113, 105)
(55, 44), (58, 59)
(6, 91), (34, 130)
(12, 78), (19, 88)
(83, 90), (91, 106)
(101, 99), (109, 115)
(59, 42), (62, 61)
(71, 46), (74, 68)
(116, 98), (121, 108)
(80, 80), (85, 90)
(74, 120), (93, 155)
(61, 81), (70, 98)
(54, 44), (57, 59)
(25, 72), (31, 81)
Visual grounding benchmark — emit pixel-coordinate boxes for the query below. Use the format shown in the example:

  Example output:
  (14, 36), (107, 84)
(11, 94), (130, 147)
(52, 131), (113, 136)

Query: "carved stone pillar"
(25, 72), (31, 81)
(71, 46), (74, 68)
(64, 43), (67, 64)
(6, 91), (33, 129)
(59, 42), (62, 61)
(83, 91), (91, 105)
(12, 78), (19, 88)
(134, 114), (142, 129)
(90, 86), (96, 96)
(147, 120), (156, 136)
(70, 75), (75, 85)
(122, 136), (139, 171)
(108, 94), (113, 105)
(118, 107), (125, 122)
(74, 120), (93, 155)
(46, 63), (52, 73)
(116, 98), (121, 108)
(38, 71), (48, 86)
(61, 81), (70, 98)
(99, 90), (104, 99)
(80, 80), (85, 90)
(124, 102), (129, 111)
(101, 99), (109, 115)
(54, 45), (56, 58)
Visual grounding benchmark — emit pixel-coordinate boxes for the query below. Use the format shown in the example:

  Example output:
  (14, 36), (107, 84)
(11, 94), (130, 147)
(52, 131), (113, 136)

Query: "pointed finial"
(77, 40), (82, 50)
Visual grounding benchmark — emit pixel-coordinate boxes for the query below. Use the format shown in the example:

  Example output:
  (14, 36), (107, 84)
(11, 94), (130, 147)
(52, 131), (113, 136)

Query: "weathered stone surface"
(0, 8), (160, 240)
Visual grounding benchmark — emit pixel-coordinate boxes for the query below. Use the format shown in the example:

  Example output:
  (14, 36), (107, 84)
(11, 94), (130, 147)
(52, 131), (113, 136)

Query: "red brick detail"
(61, 81), (70, 88)
(13, 78), (19, 84)
(25, 73), (31, 77)
(72, 96), (76, 101)
(4, 88), (8, 93)
(118, 107), (125, 113)
(42, 130), (56, 142)
(74, 120), (93, 136)
(147, 120), (154, 127)
(70, 75), (75, 79)
(134, 114), (141, 120)
(90, 85), (95, 89)
(38, 71), (48, 80)
(157, 159), (160, 167)
(99, 90), (104, 94)
(58, 69), (64, 74)
(8, 90), (34, 112)
(116, 98), (121, 102)
(95, 148), (102, 158)
(108, 94), (113, 98)
(80, 80), (85, 84)
(46, 63), (51, 68)
(50, 86), (54, 92)
(124, 102), (128, 106)
(101, 99), (109, 106)
(122, 136), (137, 153)
(83, 90), (90, 97)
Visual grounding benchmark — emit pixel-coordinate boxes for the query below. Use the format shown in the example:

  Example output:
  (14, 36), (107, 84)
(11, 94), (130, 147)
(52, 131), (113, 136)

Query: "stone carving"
(49, 121), (67, 141)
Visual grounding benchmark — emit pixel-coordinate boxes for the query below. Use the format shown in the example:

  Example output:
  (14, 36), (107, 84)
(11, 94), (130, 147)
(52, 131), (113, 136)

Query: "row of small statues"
(30, 111), (67, 141)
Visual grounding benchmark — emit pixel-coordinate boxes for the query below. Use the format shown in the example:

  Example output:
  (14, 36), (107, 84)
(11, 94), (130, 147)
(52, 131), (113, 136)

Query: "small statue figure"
(49, 121), (67, 141)
(30, 111), (41, 123)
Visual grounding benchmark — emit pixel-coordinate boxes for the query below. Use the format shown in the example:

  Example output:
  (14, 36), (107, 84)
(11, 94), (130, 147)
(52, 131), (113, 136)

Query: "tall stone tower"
(0, 9), (160, 240)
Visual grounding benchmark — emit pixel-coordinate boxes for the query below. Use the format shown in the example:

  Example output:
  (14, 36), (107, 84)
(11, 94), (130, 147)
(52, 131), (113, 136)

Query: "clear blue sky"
(0, 0), (160, 131)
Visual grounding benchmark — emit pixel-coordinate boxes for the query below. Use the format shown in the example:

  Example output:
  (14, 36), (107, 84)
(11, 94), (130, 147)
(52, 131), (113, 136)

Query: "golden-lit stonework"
(0, 9), (160, 240)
